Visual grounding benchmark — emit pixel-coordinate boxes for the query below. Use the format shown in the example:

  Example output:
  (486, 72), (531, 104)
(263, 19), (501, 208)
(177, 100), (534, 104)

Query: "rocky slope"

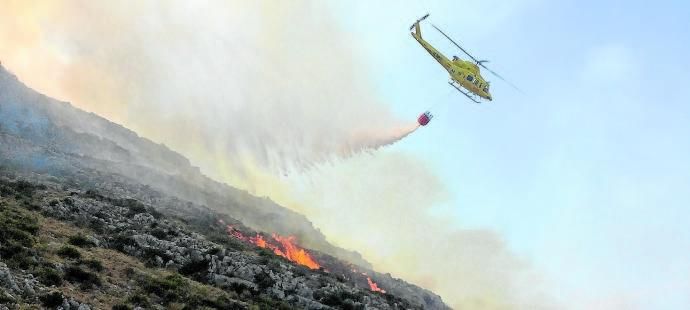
(0, 64), (366, 268)
(0, 64), (451, 309)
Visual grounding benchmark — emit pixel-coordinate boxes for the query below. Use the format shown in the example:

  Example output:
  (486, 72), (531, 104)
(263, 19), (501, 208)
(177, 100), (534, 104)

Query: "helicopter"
(410, 14), (519, 103)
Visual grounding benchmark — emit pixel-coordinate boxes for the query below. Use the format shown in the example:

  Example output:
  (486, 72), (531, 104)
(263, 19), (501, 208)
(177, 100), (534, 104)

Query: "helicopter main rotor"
(430, 23), (523, 93)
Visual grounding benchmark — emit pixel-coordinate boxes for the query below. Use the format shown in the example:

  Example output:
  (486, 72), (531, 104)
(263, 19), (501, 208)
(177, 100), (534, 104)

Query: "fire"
(224, 224), (321, 270)
(271, 234), (321, 270)
(252, 234), (268, 248)
(367, 277), (386, 294)
(355, 267), (387, 294)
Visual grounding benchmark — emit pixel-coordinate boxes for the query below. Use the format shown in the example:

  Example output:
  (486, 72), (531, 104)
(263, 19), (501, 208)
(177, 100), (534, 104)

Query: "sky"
(326, 0), (690, 308)
(1, 0), (689, 309)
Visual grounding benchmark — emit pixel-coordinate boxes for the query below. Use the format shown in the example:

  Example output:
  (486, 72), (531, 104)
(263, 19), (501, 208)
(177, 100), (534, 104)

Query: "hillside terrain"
(0, 65), (450, 309)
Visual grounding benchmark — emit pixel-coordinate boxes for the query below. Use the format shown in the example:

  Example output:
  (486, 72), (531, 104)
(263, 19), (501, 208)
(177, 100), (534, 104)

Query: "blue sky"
(329, 0), (690, 308)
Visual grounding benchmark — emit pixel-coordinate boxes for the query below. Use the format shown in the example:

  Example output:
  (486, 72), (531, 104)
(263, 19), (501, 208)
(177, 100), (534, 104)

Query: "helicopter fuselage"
(411, 22), (492, 101)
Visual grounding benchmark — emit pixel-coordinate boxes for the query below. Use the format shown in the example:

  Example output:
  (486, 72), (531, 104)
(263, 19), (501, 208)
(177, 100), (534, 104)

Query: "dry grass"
(38, 217), (143, 308)
(38, 217), (246, 309)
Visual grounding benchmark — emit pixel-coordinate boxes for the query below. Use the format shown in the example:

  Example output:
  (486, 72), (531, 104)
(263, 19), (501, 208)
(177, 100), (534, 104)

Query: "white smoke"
(0, 2), (555, 308)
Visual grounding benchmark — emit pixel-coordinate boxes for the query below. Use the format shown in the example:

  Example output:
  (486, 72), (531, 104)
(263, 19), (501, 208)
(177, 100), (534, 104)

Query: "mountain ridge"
(0, 63), (369, 268)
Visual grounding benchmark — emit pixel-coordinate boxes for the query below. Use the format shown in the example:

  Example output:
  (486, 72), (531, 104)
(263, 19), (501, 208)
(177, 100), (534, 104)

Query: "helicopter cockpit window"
(466, 75), (474, 82)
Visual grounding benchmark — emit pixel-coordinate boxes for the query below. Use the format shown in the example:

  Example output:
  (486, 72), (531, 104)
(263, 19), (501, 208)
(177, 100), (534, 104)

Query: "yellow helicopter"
(410, 14), (519, 103)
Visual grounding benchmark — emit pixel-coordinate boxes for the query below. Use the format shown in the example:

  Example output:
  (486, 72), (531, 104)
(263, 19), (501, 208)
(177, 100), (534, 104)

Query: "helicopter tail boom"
(410, 14), (452, 70)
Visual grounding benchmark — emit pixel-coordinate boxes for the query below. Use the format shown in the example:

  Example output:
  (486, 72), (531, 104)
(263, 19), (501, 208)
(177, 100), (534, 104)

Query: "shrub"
(84, 190), (103, 200)
(138, 273), (187, 304)
(0, 204), (39, 268)
(112, 304), (132, 310)
(116, 198), (146, 215)
(133, 271), (239, 308)
(13, 180), (37, 197)
(64, 265), (101, 289)
(205, 247), (221, 256)
(40, 291), (64, 308)
(255, 296), (295, 310)
(68, 234), (95, 248)
(178, 259), (210, 280)
(140, 248), (172, 267)
(111, 234), (135, 252)
(151, 273), (186, 294)
(255, 272), (276, 290)
(22, 200), (41, 211)
(185, 291), (238, 309)
(128, 293), (151, 307)
(148, 208), (163, 219)
(37, 266), (63, 286)
(88, 218), (106, 234)
(0, 291), (15, 304)
(57, 246), (82, 259)
(320, 293), (344, 307)
(82, 259), (104, 272)
(150, 228), (168, 240)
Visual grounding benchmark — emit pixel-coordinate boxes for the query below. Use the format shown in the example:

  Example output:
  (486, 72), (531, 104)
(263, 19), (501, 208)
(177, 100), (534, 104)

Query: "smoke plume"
(0, 1), (553, 308)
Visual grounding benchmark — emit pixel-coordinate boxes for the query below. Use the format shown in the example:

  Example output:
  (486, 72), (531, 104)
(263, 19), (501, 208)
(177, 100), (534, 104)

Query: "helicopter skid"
(448, 81), (481, 103)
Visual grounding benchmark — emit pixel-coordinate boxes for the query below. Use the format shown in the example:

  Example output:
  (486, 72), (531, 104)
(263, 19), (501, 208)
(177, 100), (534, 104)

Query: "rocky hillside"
(0, 64), (366, 268)
(0, 65), (451, 309)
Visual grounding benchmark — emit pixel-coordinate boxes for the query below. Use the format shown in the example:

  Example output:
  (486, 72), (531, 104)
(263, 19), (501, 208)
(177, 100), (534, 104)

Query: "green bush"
(178, 259), (210, 280)
(40, 291), (64, 308)
(255, 272), (276, 290)
(68, 234), (95, 248)
(12, 180), (39, 197)
(140, 248), (173, 267)
(111, 234), (135, 252)
(22, 200), (41, 211)
(37, 266), (63, 286)
(132, 271), (241, 308)
(0, 291), (16, 304)
(150, 228), (168, 240)
(255, 296), (296, 310)
(84, 190), (104, 200)
(146, 273), (186, 296)
(82, 259), (104, 272)
(57, 245), (82, 259)
(127, 293), (151, 307)
(112, 304), (132, 310)
(320, 293), (344, 307)
(64, 265), (101, 289)
(115, 198), (146, 215)
(0, 204), (39, 268)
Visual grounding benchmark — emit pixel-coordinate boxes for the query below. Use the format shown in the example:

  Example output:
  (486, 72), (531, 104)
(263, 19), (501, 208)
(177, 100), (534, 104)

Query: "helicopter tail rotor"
(409, 13), (430, 30)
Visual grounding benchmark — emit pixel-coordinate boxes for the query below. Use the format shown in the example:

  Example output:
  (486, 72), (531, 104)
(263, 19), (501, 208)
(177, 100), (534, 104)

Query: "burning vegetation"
(222, 220), (389, 295)
(220, 220), (390, 295)
(367, 276), (386, 294)
(223, 222), (321, 270)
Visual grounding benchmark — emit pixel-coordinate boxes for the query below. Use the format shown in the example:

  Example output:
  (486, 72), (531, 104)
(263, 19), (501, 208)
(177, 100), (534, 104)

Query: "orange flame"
(367, 277), (386, 294)
(224, 225), (321, 270)
(355, 267), (386, 294)
(271, 233), (321, 270)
